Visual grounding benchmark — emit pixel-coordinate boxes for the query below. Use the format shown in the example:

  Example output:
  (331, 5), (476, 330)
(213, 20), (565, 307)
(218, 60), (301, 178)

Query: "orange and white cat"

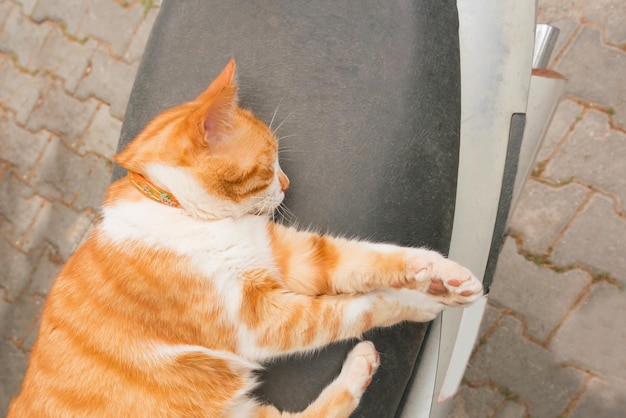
(8, 59), (483, 418)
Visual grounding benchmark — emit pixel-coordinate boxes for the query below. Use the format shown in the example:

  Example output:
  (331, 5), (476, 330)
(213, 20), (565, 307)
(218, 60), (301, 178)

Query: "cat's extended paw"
(338, 341), (380, 399)
(405, 250), (483, 307)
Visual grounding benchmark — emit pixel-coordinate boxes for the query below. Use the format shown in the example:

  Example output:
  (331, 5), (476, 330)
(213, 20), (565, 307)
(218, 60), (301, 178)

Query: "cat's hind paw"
(338, 341), (380, 399)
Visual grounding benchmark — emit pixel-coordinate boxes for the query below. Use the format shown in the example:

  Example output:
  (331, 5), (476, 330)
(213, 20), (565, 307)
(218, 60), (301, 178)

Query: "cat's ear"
(197, 58), (237, 103)
(192, 59), (238, 144)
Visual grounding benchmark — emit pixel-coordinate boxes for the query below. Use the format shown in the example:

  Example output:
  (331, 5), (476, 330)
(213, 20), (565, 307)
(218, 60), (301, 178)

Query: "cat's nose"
(278, 169), (290, 192)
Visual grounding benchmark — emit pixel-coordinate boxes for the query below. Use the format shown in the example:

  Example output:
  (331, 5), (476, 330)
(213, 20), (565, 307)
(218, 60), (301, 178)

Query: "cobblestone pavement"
(0, 0), (160, 411)
(451, 1), (626, 417)
(0, 1), (624, 417)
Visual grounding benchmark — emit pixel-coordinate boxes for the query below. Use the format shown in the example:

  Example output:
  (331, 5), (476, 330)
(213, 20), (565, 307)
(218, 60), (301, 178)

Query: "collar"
(128, 171), (181, 208)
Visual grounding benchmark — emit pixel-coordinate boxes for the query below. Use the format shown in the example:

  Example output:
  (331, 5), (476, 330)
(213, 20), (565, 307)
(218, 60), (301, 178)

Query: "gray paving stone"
(447, 384), (504, 418)
(77, 0), (144, 57)
(556, 26), (626, 127)
(465, 315), (586, 418)
(490, 238), (590, 341)
(0, 336), (27, 415)
(595, 5), (626, 45)
(0, 170), (45, 246)
(0, 6), (51, 71)
(0, 112), (49, 179)
(0, 55), (47, 125)
(551, 282), (626, 380)
(76, 104), (122, 158)
(27, 80), (98, 143)
(29, 25), (98, 93)
(535, 99), (584, 163)
(478, 303), (502, 339)
(495, 401), (526, 418)
(19, 200), (95, 262)
(12, 0), (38, 15)
(0, 1), (14, 26)
(552, 195), (626, 284)
(31, 0), (89, 36)
(0, 239), (39, 302)
(509, 180), (589, 254)
(2, 292), (42, 353)
(21, 316), (41, 355)
(30, 137), (111, 212)
(75, 47), (138, 118)
(28, 245), (62, 298)
(124, 6), (159, 63)
(570, 377), (626, 418)
(537, 0), (576, 22)
(539, 0), (626, 45)
(544, 110), (626, 210)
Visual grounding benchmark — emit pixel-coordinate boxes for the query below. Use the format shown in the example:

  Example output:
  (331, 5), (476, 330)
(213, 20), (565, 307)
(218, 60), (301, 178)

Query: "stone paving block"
(77, 0), (144, 57)
(556, 26), (626, 127)
(20, 316), (41, 355)
(30, 137), (111, 212)
(496, 401), (526, 418)
(0, 170), (45, 246)
(124, 6), (159, 63)
(13, 0), (38, 16)
(76, 47), (138, 118)
(509, 180), (589, 254)
(31, 0), (89, 36)
(0, 112), (49, 179)
(535, 99), (584, 163)
(551, 282), (626, 380)
(0, 55), (47, 125)
(0, 336), (27, 415)
(76, 104), (122, 158)
(570, 377), (626, 418)
(19, 200), (95, 262)
(0, 6), (51, 71)
(0, 1), (14, 26)
(592, 3), (626, 45)
(27, 80), (98, 143)
(28, 245), (62, 298)
(0, 240), (38, 302)
(544, 109), (626, 210)
(2, 293), (42, 353)
(552, 195), (626, 284)
(478, 303), (502, 339)
(447, 384), (505, 418)
(29, 25), (98, 93)
(465, 315), (586, 418)
(539, 0), (626, 45)
(490, 238), (590, 341)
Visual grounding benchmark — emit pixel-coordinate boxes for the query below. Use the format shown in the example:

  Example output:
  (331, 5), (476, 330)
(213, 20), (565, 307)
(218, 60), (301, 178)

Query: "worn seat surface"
(113, 1), (461, 415)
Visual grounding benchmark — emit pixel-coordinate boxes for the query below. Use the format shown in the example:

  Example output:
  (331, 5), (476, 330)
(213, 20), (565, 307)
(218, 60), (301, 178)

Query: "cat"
(8, 59), (483, 418)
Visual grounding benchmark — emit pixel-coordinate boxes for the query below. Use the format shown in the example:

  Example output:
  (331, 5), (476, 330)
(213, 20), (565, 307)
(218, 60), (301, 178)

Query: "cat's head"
(115, 59), (289, 220)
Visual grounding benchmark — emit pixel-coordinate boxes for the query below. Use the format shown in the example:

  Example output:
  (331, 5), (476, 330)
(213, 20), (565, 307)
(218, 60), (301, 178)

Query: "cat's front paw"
(405, 250), (483, 307)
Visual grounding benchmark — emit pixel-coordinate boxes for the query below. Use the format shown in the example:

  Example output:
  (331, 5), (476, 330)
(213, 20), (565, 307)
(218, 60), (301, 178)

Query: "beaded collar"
(128, 171), (180, 208)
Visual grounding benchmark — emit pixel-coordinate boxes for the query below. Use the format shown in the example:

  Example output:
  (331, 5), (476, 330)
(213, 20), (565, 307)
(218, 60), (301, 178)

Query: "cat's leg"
(267, 222), (483, 306)
(245, 342), (380, 418)
(238, 269), (453, 360)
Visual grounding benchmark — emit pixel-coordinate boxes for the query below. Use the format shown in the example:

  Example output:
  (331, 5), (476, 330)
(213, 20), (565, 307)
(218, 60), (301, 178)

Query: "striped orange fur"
(8, 59), (483, 417)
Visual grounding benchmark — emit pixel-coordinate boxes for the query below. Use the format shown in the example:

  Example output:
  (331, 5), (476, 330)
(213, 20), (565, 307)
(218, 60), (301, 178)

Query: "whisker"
(273, 112), (294, 134)
(277, 134), (297, 143)
(269, 99), (283, 130)
(274, 203), (297, 225)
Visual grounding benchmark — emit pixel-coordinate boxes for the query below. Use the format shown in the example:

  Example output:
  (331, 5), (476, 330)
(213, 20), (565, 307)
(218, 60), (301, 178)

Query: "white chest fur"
(100, 199), (277, 289)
